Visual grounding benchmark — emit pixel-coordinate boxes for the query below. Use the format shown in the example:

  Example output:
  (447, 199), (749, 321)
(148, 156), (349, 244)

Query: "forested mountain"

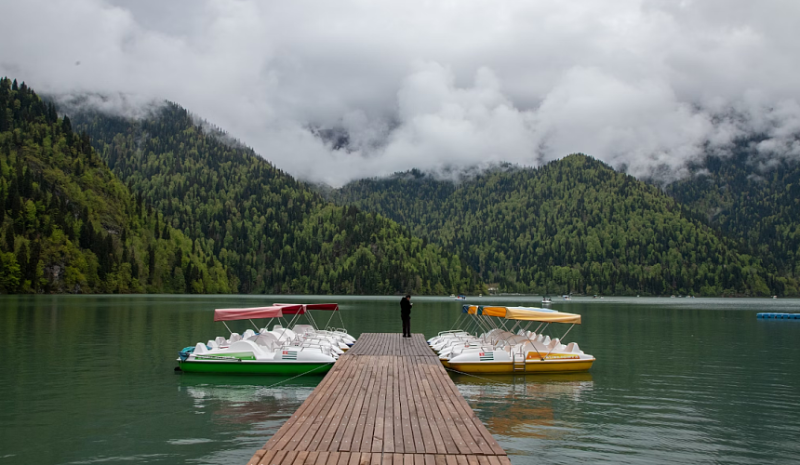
(330, 155), (799, 296)
(667, 148), (800, 277)
(0, 78), (231, 293)
(73, 103), (483, 295)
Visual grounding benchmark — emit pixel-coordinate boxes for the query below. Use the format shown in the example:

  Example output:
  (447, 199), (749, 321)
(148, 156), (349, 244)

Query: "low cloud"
(1, 0), (800, 186)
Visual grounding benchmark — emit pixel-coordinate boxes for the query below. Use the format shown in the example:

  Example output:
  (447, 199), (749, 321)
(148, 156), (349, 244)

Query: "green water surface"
(0, 295), (798, 464)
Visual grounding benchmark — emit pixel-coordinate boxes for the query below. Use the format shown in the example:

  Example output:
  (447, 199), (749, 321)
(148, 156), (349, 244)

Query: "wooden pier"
(247, 333), (511, 465)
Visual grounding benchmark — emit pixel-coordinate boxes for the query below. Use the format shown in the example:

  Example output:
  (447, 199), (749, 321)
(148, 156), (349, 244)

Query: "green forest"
(73, 102), (483, 295)
(331, 155), (800, 296)
(3, 77), (799, 296)
(667, 148), (800, 277)
(0, 78), (231, 293)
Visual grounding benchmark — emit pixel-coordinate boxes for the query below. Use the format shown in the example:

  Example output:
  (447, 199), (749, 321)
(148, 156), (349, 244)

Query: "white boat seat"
(242, 329), (256, 339)
(228, 333), (242, 343)
(194, 342), (208, 354)
(215, 336), (227, 346)
(253, 333), (279, 350)
(293, 324), (315, 335)
(228, 340), (266, 357)
(207, 340), (219, 349)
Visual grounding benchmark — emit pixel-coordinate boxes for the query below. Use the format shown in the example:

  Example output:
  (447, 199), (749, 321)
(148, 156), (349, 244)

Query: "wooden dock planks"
(248, 334), (510, 465)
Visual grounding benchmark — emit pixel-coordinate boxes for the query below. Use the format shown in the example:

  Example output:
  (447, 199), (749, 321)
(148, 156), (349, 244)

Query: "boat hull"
(178, 360), (333, 375)
(448, 358), (594, 374)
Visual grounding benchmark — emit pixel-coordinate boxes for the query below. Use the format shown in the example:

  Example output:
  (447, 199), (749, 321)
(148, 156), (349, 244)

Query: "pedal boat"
(441, 305), (595, 374)
(177, 305), (339, 375)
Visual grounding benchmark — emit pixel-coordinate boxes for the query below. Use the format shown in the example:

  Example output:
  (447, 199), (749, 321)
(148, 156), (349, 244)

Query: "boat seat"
(194, 342), (208, 354)
(566, 342), (581, 353)
(207, 340), (219, 349)
(242, 329), (256, 339)
(253, 333), (279, 350)
(215, 336), (227, 346)
(228, 340), (265, 357)
(228, 333), (242, 343)
(293, 324), (315, 335)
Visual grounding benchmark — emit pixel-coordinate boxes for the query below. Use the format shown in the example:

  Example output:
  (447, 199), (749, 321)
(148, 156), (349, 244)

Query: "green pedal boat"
(177, 304), (339, 375)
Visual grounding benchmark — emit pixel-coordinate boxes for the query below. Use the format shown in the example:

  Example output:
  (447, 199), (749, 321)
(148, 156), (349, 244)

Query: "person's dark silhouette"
(400, 294), (412, 337)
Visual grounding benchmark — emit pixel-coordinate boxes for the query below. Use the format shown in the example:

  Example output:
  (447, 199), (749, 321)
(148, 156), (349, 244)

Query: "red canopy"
(273, 303), (339, 315)
(214, 306), (284, 322)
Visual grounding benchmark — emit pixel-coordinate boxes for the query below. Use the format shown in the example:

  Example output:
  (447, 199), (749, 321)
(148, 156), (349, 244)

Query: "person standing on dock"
(400, 294), (412, 337)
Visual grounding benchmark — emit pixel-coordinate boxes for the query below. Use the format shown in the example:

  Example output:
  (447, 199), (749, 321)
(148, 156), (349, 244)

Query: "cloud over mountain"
(1, 0), (799, 185)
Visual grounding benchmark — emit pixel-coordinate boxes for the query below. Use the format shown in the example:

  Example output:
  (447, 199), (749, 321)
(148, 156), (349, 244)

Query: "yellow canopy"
(465, 305), (582, 324)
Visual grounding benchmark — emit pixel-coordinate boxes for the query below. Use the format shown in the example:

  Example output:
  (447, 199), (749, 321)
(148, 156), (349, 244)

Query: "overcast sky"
(1, 0), (799, 186)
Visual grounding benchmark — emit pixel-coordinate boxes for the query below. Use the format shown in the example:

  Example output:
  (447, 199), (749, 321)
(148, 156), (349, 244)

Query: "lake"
(1, 295), (798, 464)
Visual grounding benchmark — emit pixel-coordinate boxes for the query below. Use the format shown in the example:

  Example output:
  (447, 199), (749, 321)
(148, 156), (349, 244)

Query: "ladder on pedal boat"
(512, 352), (526, 372)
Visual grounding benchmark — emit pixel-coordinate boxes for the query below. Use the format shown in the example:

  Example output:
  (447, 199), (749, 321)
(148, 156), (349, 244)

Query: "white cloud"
(1, 0), (799, 185)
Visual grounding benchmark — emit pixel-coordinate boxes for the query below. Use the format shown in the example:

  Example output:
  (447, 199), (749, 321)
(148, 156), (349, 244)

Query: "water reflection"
(179, 375), (316, 427)
(453, 373), (593, 441)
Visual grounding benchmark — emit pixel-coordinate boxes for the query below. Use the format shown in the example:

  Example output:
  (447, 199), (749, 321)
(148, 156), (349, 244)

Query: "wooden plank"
(247, 449), (266, 465)
(265, 359), (344, 449)
(412, 358), (447, 454)
(337, 452), (351, 465)
(360, 353), (386, 452)
(304, 356), (365, 451)
(400, 357), (426, 453)
(414, 359), (454, 455)
(392, 355), (405, 453)
(292, 451), (310, 465)
(290, 358), (360, 451)
(416, 361), (472, 455)
(397, 355), (416, 453)
(405, 357), (437, 454)
(382, 354), (395, 453)
(350, 357), (379, 452)
(420, 361), (485, 455)
(258, 449), (278, 465)
(426, 361), (503, 456)
(371, 351), (389, 453)
(317, 357), (371, 451)
(338, 360), (378, 451)
(328, 357), (373, 451)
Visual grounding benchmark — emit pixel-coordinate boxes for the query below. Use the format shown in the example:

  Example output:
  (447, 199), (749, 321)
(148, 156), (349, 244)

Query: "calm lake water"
(1, 295), (799, 464)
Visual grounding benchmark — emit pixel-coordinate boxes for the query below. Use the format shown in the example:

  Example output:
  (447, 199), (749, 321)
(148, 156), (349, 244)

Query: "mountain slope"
(331, 155), (797, 296)
(667, 147), (800, 276)
(73, 103), (483, 295)
(0, 78), (231, 293)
